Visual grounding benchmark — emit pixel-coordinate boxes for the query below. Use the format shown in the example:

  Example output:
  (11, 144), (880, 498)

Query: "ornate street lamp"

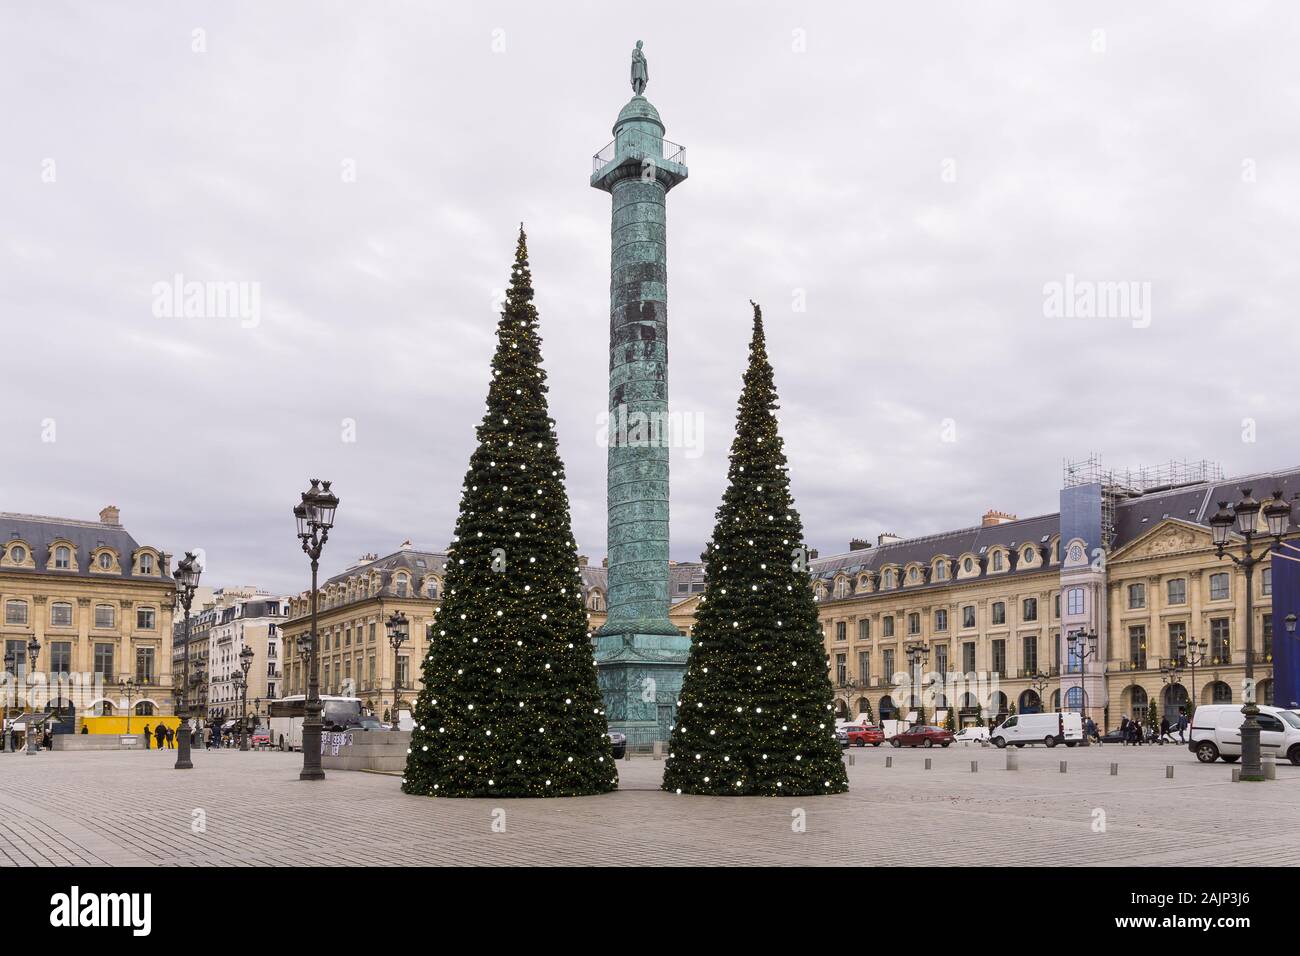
(24, 637), (41, 754)
(1177, 634), (1207, 720)
(1209, 488), (1292, 781)
(2, 648), (14, 753)
(237, 644), (254, 750)
(1028, 671), (1053, 713)
(118, 677), (138, 736)
(1066, 628), (1099, 720)
(294, 479), (339, 781)
(171, 551), (203, 769)
(386, 610), (409, 730)
(904, 642), (929, 722)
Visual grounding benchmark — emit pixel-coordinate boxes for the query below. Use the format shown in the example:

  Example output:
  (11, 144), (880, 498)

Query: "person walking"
(1119, 715), (1130, 746)
(154, 723), (166, 749)
(1176, 711), (1188, 743)
(1159, 715), (1172, 744)
(164, 724), (175, 749)
(142, 723), (152, 749)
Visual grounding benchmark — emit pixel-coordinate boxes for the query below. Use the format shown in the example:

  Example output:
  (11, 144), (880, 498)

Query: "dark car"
(608, 731), (627, 758)
(890, 725), (954, 748)
(1098, 729), (1127, 744)
(348, 715), (385, 732)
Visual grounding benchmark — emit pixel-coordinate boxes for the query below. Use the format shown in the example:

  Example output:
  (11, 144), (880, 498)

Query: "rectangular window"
(94, 604), (115, 628)
(136, 647), (155, 684)
(50, 603), (73, 627)
(961, 642), (976, 674)
(857, 651), (870, 684)
(369, 656), (376, 685)
(6, 640), (28, 681)
(1066, 588), (1085, 615)
(1022, 598), (1037, 622)
(93, 643), (114, 679)
(992, 602), (1006, 625)
(858, 618), (870, 641)
(835, 653), (847, 685)
(935, 644), (948, 676)
(1210, 617), (1230, 663)
(1167, 621), (1187, 663)
(934, 609), (948, 631)
(345, 628), (352, 647)
(1054, 593), (1061, 618)
(835, 621), (846, 642)
(396, 655), (409, 690)
(883, 616), (895, 638)
(991, 639), (1006, 675)
(1022, 635), (1038, 674)
(907, 612), (920, 635)
(5, 601), (28, 626)
(49, 641), (72, 676)
(1167, 578), (1187, 605)
(1127, 583), (1146, 609)
(962, 605), (975, 629)
(1263, 614), (1273, 642)
(1209, 572), (1230, 601)
(369, 623), (376, 643)
(1128, 626), (1146, 668)
(882, 648), (895, 679)
(1262, 567), (1272, 597)
(136, 607), (156, 630)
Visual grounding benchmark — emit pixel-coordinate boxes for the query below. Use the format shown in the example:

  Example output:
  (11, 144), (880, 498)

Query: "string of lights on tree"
(402, 227), (616, 798)
(662, 303), (849, 797)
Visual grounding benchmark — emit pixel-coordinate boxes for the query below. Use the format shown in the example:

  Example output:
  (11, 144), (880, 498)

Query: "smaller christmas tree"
(662, 303), (848, 797)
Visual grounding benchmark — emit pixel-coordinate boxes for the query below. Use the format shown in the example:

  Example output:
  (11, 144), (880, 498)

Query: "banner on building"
(1271, 541), (1300, 709)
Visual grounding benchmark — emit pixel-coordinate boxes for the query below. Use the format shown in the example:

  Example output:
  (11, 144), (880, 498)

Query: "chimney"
(601, 557), (609, 568)
(807, 548), (819, 560)
(981, 509), (1017, 527)
(99, 505), (121, 526)
(577, 555), (589, 567)
(877, 532), (901, 546)
(849, 538), (871, 552)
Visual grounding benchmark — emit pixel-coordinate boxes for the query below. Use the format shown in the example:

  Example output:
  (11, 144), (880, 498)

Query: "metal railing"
(592, 136), (686, 173)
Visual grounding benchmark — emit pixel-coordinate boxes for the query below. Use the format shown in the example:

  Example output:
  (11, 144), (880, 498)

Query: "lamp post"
(1029, 672), (1052, 714)
(171, 552), (203, 769)
(1158, 662), (1183, 737)
(904, 642), (929, 722)
(1209, 488), (1292, 781)
(118, 677), (137, 736)
(3, 648), (15, 753)
(1177, 634), (1207, 720)
(25, 637), (40, 754)
(386, 610), (409, 731)
(237, 644), (253, 750)
(294, 478), (339, 781)
(1066, 628), (1098, 720)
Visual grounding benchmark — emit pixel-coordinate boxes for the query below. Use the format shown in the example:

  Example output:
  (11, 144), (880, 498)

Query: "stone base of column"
(595, 633), (690, 749)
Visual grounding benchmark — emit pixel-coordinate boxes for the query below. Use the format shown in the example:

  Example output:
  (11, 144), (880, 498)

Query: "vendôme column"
(590, 41), (690, 748)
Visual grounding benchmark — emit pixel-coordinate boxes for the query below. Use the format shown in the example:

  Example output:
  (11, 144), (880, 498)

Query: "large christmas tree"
(403, 228), (616, 798)
(663, 303), (848, 796)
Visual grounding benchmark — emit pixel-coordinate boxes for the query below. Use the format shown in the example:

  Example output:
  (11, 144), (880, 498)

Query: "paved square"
(0, 743), (1296, 866)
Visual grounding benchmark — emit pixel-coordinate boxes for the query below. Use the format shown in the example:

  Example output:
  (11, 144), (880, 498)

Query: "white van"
(990, 711), (1083, 748)
(1188, 704), (1300, 765)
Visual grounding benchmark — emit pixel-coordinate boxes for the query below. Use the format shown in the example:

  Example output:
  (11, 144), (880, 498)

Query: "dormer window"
(963, 557), (974, 573)
(55, 546), (71, 569)
(907, 567), (918, 583)
(992, 551), (1004, 572)
(98, 552), (113, 570)
(140, 553), (154, 574)
(1022, 547), (1034, 566)
(934, 562), (948, 582)
(10, 545), (27, 564)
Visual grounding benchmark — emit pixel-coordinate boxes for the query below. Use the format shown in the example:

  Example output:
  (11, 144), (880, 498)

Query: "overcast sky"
(3, 1), (1298, 595)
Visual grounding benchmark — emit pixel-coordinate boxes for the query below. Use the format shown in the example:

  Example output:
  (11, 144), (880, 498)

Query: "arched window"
(933, 561), (948, 581)
(139, 553), (154, 574)
(1064, 687), (1084, 712)
(1210, 681), (1232, 704)
(1130, 685), (1148, 713)
(54, 546), (71, 569)
(426, 578), (439, 599)
(394, 575), (410, 598)
(135, 701), (155, 716)
(50, 601), (73, 627)
(992, 551), (1004, 571)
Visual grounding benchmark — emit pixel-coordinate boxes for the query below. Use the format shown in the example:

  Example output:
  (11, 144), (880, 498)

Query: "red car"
(889, 725), (954, 748)
(844, 725), (885, 747)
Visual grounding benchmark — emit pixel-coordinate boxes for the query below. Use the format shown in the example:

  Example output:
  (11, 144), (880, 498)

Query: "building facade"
(812, 463), (1299, 731)
(1, 506), (175, 728)
(207, 595), (288, 724)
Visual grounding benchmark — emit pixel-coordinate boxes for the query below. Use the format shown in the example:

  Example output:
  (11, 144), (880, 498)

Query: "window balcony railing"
(1117, 658), (1148, 672)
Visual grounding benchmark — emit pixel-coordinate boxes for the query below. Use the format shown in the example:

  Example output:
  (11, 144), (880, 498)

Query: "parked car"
(608, 731), (627, 759)
(251, 728), (271, 747)
(1098, 728), (1128, 744)
(990, 712), (1083, 748)
(348, 715), (385, 732)
(889, 725), (954, 748)
(953, 726), (989, 743)
(838, 724), (884, 747)
(1189, 703), (1300, 765)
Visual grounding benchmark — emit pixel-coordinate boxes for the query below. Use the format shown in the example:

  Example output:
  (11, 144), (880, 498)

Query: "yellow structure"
(81, 714), (180, 735)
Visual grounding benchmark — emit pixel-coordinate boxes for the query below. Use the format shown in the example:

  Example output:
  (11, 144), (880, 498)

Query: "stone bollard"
(971, 760), (978, 773)
(1231, 767), (1241, 783)
(885, 755), (893, 768)
(1059, 761), (1067, 773)
(846, 753), (855, 766)
(652, 740), (663, 761)
(1166, 765), (1174, 779)
(1264, 755), (1277, 780)
(924, 758), (932, 770)
(1110, 762), (1118, 776)
(1006, 752), (1018, 771)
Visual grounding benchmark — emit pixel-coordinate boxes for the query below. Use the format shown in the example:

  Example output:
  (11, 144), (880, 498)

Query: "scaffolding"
(1063, 455), (1224, 550)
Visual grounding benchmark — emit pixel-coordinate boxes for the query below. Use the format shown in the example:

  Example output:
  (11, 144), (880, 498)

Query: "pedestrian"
(1159, 715), (1172, 744)
(165, 725), (175, 749)
(143, 723), (152, 749)
(209, 724), (219, 750)
(1176, 711), (1188, 742)
(154, 723), (166, 749)
(1134, 720), (1145, 746)
(1119, 715), (1130, 746)
(80, 723), (89, 735)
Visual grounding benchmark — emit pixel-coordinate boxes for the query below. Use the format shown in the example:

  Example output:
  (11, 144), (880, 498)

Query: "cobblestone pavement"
(0, 743), (1296, 866)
